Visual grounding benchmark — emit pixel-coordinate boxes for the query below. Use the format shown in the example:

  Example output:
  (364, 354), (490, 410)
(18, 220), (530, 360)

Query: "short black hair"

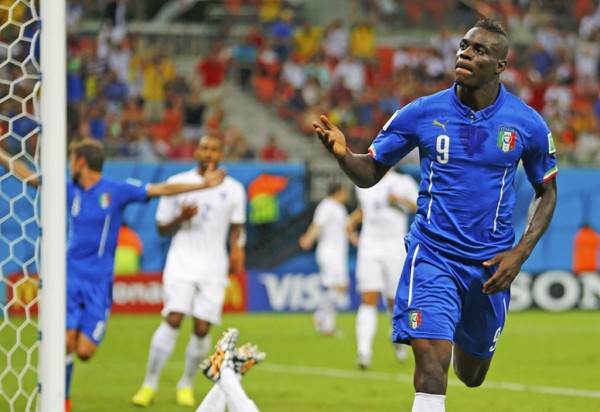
(69, 139), (104, 172)
(328, 182), (344, 196)
(474, 18), (509, 59)
(474, 18), (507, 39)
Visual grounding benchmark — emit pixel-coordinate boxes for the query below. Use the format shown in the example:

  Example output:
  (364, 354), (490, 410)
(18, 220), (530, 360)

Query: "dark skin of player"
(313, 26), (557, 395)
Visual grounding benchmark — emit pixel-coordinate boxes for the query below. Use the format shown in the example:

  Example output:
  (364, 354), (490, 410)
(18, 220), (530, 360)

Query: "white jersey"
(355, 171), (418, 259)
(313, 197), (349, 268)
(156, 169), (246, 284)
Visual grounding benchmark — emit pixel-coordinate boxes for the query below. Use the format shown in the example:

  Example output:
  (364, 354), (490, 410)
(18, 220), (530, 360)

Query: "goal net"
(0, 1), (65, 411)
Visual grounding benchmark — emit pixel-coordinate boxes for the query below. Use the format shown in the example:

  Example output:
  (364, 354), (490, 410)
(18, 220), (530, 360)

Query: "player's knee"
(454, 365), (487, 388)
(76, 348), (95, 362)
(194, 321), (211, 337)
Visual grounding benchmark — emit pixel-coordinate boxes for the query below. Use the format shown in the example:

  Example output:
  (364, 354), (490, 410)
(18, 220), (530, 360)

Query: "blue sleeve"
(116, 179), (148, 207)
(521, 112), (558, 184)
(368, 99), (422, 167)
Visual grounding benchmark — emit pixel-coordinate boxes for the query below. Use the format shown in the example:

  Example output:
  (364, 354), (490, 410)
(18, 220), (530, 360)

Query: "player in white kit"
(347, 168), (418, 368)
(299, 183), (351, 336)
(132, 135), (247, 407)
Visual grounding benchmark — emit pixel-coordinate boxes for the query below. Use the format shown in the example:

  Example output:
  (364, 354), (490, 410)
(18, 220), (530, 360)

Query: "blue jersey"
(369, 84), (558, 261)
(66, 177), (148, 281)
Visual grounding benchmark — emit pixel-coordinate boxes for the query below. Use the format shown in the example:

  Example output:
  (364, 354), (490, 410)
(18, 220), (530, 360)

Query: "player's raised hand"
(178, 204), (199, 221)
(313, 115), (347, 159)
(482, 249), (527, 294)
(203, 163), (226, 188)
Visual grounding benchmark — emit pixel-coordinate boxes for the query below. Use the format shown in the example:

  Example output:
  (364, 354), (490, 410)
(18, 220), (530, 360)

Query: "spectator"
(114, 222), (144, 276)
(259, 134), (288, 161)
(573, 223), (600, 275)
(270, 8), (295, 62)
(294, 22), (322, 62)
(196, 42), (229, 109)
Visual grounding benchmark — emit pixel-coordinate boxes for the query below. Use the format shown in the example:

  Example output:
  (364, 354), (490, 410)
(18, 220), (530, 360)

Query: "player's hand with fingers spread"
(203, 163), (226, 188)
(482, 248), (528, 294)
(312, 115), (348, 159)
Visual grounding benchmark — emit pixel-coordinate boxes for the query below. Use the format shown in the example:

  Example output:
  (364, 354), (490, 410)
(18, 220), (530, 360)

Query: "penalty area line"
(261, 363), (600, 399)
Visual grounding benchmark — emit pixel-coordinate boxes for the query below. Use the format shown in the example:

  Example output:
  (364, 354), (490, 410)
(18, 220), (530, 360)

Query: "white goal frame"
(39, 0), (66, 411)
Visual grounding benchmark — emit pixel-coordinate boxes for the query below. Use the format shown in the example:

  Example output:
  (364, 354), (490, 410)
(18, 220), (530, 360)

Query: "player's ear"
(496, 59), (507, 74)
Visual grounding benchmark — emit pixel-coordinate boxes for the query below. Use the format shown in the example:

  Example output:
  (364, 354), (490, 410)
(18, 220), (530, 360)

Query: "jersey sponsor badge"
(408, 309), (422, 330)
(99, 192), (111, 209)
(497, 126), (517, 153)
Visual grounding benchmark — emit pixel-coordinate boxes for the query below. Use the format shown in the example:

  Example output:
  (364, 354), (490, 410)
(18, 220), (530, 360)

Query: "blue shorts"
(392, 239), (510, 358)
(66, 275), (113, 346)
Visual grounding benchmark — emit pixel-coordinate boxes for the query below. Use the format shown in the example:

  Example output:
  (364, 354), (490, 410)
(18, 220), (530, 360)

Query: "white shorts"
(162, 278), (226, 325)
(317, 257), (349, 288)
(355, 256), (405, 299)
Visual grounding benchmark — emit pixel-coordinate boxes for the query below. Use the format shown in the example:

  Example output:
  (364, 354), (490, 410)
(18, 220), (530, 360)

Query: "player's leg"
(355, 256), (383, 368)
(393, 242), (463, 412)
(316, 258), (349, 336)
(355, 290), (379, 368)
(383, 256), (409, 362)
(66, 277), (111, 410)
(133, 277), (195, 406)
(453, 263), (509, 387)
(176, 317), (212, 406)
(176, 280), (226, 405)
(219, 367), (260, 412)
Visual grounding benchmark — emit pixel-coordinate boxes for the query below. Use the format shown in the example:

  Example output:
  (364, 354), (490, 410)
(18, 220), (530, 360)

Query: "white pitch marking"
(260, 363), (600, 399)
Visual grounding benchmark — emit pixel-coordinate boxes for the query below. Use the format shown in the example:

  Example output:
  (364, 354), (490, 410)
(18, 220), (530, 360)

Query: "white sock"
(412, 392), (445, 412)
(195, 383), (227, 412)
(219, 367), (259, 412)
(142, 322), (179, 389)
(320, 288), (338, 334)
(356, 304), (377, 360)
(179, 333), (211, 388)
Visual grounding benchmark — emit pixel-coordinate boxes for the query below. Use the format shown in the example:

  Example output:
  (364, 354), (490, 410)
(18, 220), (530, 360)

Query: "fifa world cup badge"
(408, 309), (422, 330)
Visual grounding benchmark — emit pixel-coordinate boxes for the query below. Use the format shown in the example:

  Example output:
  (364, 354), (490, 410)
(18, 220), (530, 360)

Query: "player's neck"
(78, 170), (102, 190)
(456, 81), (500, 112)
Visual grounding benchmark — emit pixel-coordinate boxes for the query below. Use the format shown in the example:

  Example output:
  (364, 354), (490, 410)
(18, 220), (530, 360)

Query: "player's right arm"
(313, 115), (389, 188)
(346, 208), (362, 246)
(299, 222), (321, 250)
(0, 147), (39, 187)
(156, 204), (198, 236)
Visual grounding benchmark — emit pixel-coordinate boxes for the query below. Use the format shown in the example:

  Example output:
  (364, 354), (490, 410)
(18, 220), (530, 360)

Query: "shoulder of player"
(164, 169), (198, 183)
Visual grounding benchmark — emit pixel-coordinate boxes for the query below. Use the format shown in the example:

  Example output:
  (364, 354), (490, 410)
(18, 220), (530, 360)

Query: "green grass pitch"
(2, 310), (600, 411)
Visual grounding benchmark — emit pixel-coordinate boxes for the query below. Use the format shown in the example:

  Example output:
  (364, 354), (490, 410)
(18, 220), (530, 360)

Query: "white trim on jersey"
(426, 161), (434, 223)
(408, 244), (420, 306)
(493, 168), (508, 233)
(97, 214), (111, 258)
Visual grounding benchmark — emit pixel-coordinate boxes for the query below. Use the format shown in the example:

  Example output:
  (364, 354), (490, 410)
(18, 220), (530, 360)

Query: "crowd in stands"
(4, 0), (600, 166)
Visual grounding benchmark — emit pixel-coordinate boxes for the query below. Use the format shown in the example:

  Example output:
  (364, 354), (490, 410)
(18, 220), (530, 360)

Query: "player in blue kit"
(1, 139), (225, 411)
(313, 19), (557, 411)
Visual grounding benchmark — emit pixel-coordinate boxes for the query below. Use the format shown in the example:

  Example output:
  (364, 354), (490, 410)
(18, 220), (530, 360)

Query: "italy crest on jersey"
(497, 126), (517, 153)
(99, 192), (111, 209)
(408, 309), (422, 330)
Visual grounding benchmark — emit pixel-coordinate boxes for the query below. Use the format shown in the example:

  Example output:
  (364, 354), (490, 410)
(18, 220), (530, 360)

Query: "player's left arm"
(228, 223), (245, 274)
(483, 177), (557, 294)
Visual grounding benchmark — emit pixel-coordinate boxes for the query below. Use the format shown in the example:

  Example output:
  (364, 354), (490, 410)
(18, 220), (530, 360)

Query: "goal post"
(39, 0), (67, 411)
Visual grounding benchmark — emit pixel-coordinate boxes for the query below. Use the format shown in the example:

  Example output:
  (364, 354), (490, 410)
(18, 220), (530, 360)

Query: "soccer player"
(346, 168), (418, 368)
(299, 183), (351, 336)
(132, 134), (247, 407)
(313, 18), (558, 411)
(196, 328), (265, 412)
(0, 139), (226, 412)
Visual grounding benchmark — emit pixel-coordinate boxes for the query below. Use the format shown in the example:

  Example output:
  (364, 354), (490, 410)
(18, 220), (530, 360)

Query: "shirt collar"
(450, 83), (507, 119)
